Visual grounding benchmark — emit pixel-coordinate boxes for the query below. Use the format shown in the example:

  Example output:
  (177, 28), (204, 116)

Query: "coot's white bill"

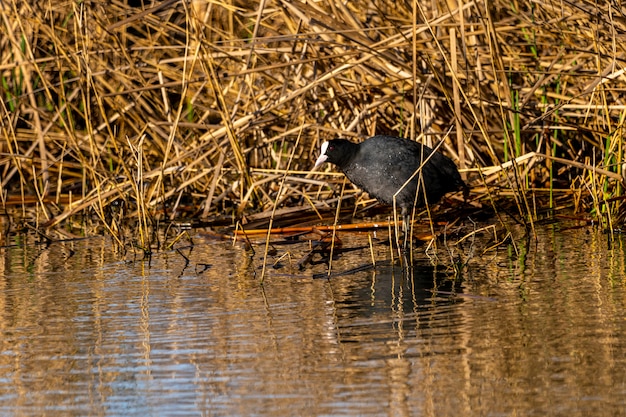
(314, 141), (330, 168)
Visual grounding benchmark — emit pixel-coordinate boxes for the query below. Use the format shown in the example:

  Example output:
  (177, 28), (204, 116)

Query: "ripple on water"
(0, 226), (625, 416)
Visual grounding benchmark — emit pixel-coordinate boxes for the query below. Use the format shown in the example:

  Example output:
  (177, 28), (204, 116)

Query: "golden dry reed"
(1, 0), (625, 247)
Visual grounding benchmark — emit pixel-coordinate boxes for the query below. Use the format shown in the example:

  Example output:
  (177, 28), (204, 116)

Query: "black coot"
(314, 135), (465, 227)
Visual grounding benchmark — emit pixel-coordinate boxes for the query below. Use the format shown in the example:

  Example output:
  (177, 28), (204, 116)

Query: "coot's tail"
(457, 177), (470, 201)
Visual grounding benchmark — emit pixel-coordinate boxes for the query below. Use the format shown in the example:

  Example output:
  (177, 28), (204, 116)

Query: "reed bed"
(1, 0), (625, 249)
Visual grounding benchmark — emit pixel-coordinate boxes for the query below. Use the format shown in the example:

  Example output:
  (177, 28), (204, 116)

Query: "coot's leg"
(401, 207), (410, 251)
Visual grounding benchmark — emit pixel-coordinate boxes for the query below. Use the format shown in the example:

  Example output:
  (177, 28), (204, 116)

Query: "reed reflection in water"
(0, 224), (625, 416)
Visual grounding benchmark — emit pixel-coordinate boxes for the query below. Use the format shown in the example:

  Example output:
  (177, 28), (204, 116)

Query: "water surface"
(0, 222), (625, 416)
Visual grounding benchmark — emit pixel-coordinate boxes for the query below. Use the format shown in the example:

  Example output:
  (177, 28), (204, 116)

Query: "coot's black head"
(314, 139), (358, 169)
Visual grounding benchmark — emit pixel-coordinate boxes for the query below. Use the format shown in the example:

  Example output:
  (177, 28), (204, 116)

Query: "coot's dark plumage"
(314, 135), (465, 224)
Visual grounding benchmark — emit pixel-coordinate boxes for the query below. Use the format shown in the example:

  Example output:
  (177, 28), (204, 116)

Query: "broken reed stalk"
(259, 127), (303, 282)
(235, 220), (409, 236)
(0, 0), (625, 246)
(326, 178), (347, 276)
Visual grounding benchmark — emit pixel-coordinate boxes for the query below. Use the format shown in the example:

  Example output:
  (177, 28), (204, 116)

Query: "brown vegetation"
(1, 0), (625, 248)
